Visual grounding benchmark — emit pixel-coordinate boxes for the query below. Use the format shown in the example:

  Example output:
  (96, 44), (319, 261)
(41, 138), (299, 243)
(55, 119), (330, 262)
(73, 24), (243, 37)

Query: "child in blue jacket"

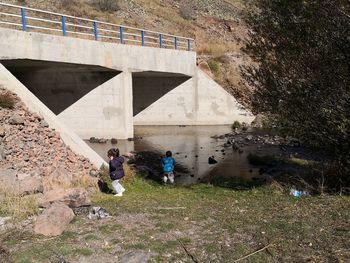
(161, 151), (175, 184)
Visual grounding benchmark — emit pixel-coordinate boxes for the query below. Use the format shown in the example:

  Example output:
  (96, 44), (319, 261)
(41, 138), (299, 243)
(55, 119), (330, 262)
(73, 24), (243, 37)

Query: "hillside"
(2, 0), (253, 108)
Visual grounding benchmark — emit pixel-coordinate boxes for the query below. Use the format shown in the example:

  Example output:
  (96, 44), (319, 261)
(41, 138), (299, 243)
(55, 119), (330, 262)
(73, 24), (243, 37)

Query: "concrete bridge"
(0, 3), (253, 167)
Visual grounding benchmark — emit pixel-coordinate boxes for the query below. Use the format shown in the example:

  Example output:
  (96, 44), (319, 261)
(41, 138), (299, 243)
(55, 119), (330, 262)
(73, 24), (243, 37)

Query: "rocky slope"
(2, 0), (254, 108)
(0, 86), (99, 235)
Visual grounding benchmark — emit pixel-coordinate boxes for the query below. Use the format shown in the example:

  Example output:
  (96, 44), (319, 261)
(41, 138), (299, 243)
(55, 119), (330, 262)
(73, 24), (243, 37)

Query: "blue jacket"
(161, 157), (175, 173)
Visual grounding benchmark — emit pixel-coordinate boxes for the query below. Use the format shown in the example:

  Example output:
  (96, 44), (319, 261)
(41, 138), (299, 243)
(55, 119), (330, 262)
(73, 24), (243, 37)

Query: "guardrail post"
(20, 7), (26, 32)
(159, 34), (163, 48)
(141, 30), (145, 47)
(120, 26), (124, 44)
(187, 39), (191, 51)
(61, 16), (67, 36)
(93, 21), (98, 40)
(174, 37), (178, 50)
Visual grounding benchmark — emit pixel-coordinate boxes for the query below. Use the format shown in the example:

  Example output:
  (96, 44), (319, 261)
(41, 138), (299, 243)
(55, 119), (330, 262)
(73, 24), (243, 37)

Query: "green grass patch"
(3, 176), (349, 263)
(286, 157), (312, 166)
(208, 59), (221, 79)
(74, 248), (94, 256)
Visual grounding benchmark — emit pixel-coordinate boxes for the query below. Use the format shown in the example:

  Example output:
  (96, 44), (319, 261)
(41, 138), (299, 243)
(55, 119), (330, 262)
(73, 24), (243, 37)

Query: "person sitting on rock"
(107, 148), (125, 197)
(161, 150), (175, 184)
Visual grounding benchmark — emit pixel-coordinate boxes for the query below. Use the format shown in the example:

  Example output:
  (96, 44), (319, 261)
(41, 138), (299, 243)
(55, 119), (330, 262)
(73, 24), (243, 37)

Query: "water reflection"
(86, 125), (274, 185)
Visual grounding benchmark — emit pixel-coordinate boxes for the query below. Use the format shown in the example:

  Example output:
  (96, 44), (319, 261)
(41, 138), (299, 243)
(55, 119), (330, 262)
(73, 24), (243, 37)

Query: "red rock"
(34, 203), (74, 236)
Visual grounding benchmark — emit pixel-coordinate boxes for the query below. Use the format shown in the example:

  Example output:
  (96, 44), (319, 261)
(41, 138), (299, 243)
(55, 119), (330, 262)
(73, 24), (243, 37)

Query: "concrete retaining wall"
(58, 72), (134, 139)
(134, 68), (254, 125)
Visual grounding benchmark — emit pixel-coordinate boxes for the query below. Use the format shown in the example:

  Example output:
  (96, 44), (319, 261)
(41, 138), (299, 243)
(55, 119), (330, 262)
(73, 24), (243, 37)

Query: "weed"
(286, 157), (311, 166)
(84, 234), (100, 241)
(208, 59), (221, 79)
(0, 90), (15, 109)
(231, 120), (242, 129)
(179, 1), (195, 20)
(197, 42), (241, 57)
(74, 248), (94, 256)
(0, 186), (38, 220)
(93, 0), (121, 12)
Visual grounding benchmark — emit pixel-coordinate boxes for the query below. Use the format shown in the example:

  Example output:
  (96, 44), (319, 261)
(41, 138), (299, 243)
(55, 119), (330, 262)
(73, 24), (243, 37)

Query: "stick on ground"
(234, 243), (273, 262)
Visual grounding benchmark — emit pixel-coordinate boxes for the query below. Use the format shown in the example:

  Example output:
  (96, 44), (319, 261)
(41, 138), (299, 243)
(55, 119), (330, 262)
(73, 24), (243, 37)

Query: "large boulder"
(0, 169), (17, 190)
(38, 188), (91, 208)
(49, 166), (73, 188)
(18, 177), (44, 195)
(34, 202), (74, 236)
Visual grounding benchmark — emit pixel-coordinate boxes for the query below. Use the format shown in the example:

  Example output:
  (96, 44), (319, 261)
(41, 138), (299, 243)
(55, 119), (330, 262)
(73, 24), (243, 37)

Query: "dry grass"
(197, 42), (242, 57)
(0, 187), (38, 220)
(0, 89), (16, 109)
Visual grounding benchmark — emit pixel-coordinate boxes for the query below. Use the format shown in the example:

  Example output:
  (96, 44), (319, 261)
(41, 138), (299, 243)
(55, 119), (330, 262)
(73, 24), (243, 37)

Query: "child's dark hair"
(166, 151), (172, 157)
(107, 148), (120, 158)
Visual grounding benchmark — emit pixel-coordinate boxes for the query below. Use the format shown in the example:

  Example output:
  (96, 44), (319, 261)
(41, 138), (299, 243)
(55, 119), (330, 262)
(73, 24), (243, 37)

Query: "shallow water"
(86, 125), (279, 185)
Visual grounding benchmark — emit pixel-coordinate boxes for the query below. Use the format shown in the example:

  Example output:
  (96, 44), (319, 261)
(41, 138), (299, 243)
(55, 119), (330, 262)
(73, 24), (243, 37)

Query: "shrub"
(94, 0), (121, 12)
(0, 91), (15, 109)
(16, 0), (26, 5)
(231, 120), (241, 130)
(208, 60), (220, 77)
(179, 1), (196, 20)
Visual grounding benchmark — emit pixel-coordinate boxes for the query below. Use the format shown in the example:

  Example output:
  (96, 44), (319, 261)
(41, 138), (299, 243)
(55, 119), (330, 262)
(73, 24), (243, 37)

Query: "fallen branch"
(234, 243), (273, 262)
(176, 238), (199, 263)
(155, 207), (186, 210)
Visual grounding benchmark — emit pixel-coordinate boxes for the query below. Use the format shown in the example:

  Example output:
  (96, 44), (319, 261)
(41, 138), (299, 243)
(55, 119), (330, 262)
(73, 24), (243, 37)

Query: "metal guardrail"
(0, 2), (195, 51)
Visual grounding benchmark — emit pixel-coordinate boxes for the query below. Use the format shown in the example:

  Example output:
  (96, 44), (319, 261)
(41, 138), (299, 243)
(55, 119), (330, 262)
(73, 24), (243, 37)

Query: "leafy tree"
(242, 0), (350, 184)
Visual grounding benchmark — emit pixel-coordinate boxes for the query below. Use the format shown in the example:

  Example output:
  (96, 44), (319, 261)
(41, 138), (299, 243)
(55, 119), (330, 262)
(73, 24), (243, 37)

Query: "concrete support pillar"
(58, 71), (134, 139)
(121, 71), (134, 139)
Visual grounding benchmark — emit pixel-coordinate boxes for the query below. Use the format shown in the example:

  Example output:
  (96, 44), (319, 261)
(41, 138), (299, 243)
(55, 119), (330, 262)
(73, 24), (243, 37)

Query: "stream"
(86, 125), (281, 185)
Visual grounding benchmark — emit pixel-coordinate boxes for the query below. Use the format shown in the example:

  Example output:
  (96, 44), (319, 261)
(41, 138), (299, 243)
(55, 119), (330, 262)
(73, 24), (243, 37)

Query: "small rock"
(111, 138), (118, 144)
(39, 120), (49, 128)
(0, 145), (5, 161)
(0, 216), (11, 226)
(121, 251), (152, 263)
(8, 114), (24, 125)
(245, 135), (253, 141)
(34, 202), (75, 236)
(89, 137), (99, 143)
(88, 207), (110, 220)
(208, 156), (218, 164)
(0, 127), (5, 137)
(89, 169), (98, 177)
(127, 138), (134, 141)
(99, 138), (107, 143)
